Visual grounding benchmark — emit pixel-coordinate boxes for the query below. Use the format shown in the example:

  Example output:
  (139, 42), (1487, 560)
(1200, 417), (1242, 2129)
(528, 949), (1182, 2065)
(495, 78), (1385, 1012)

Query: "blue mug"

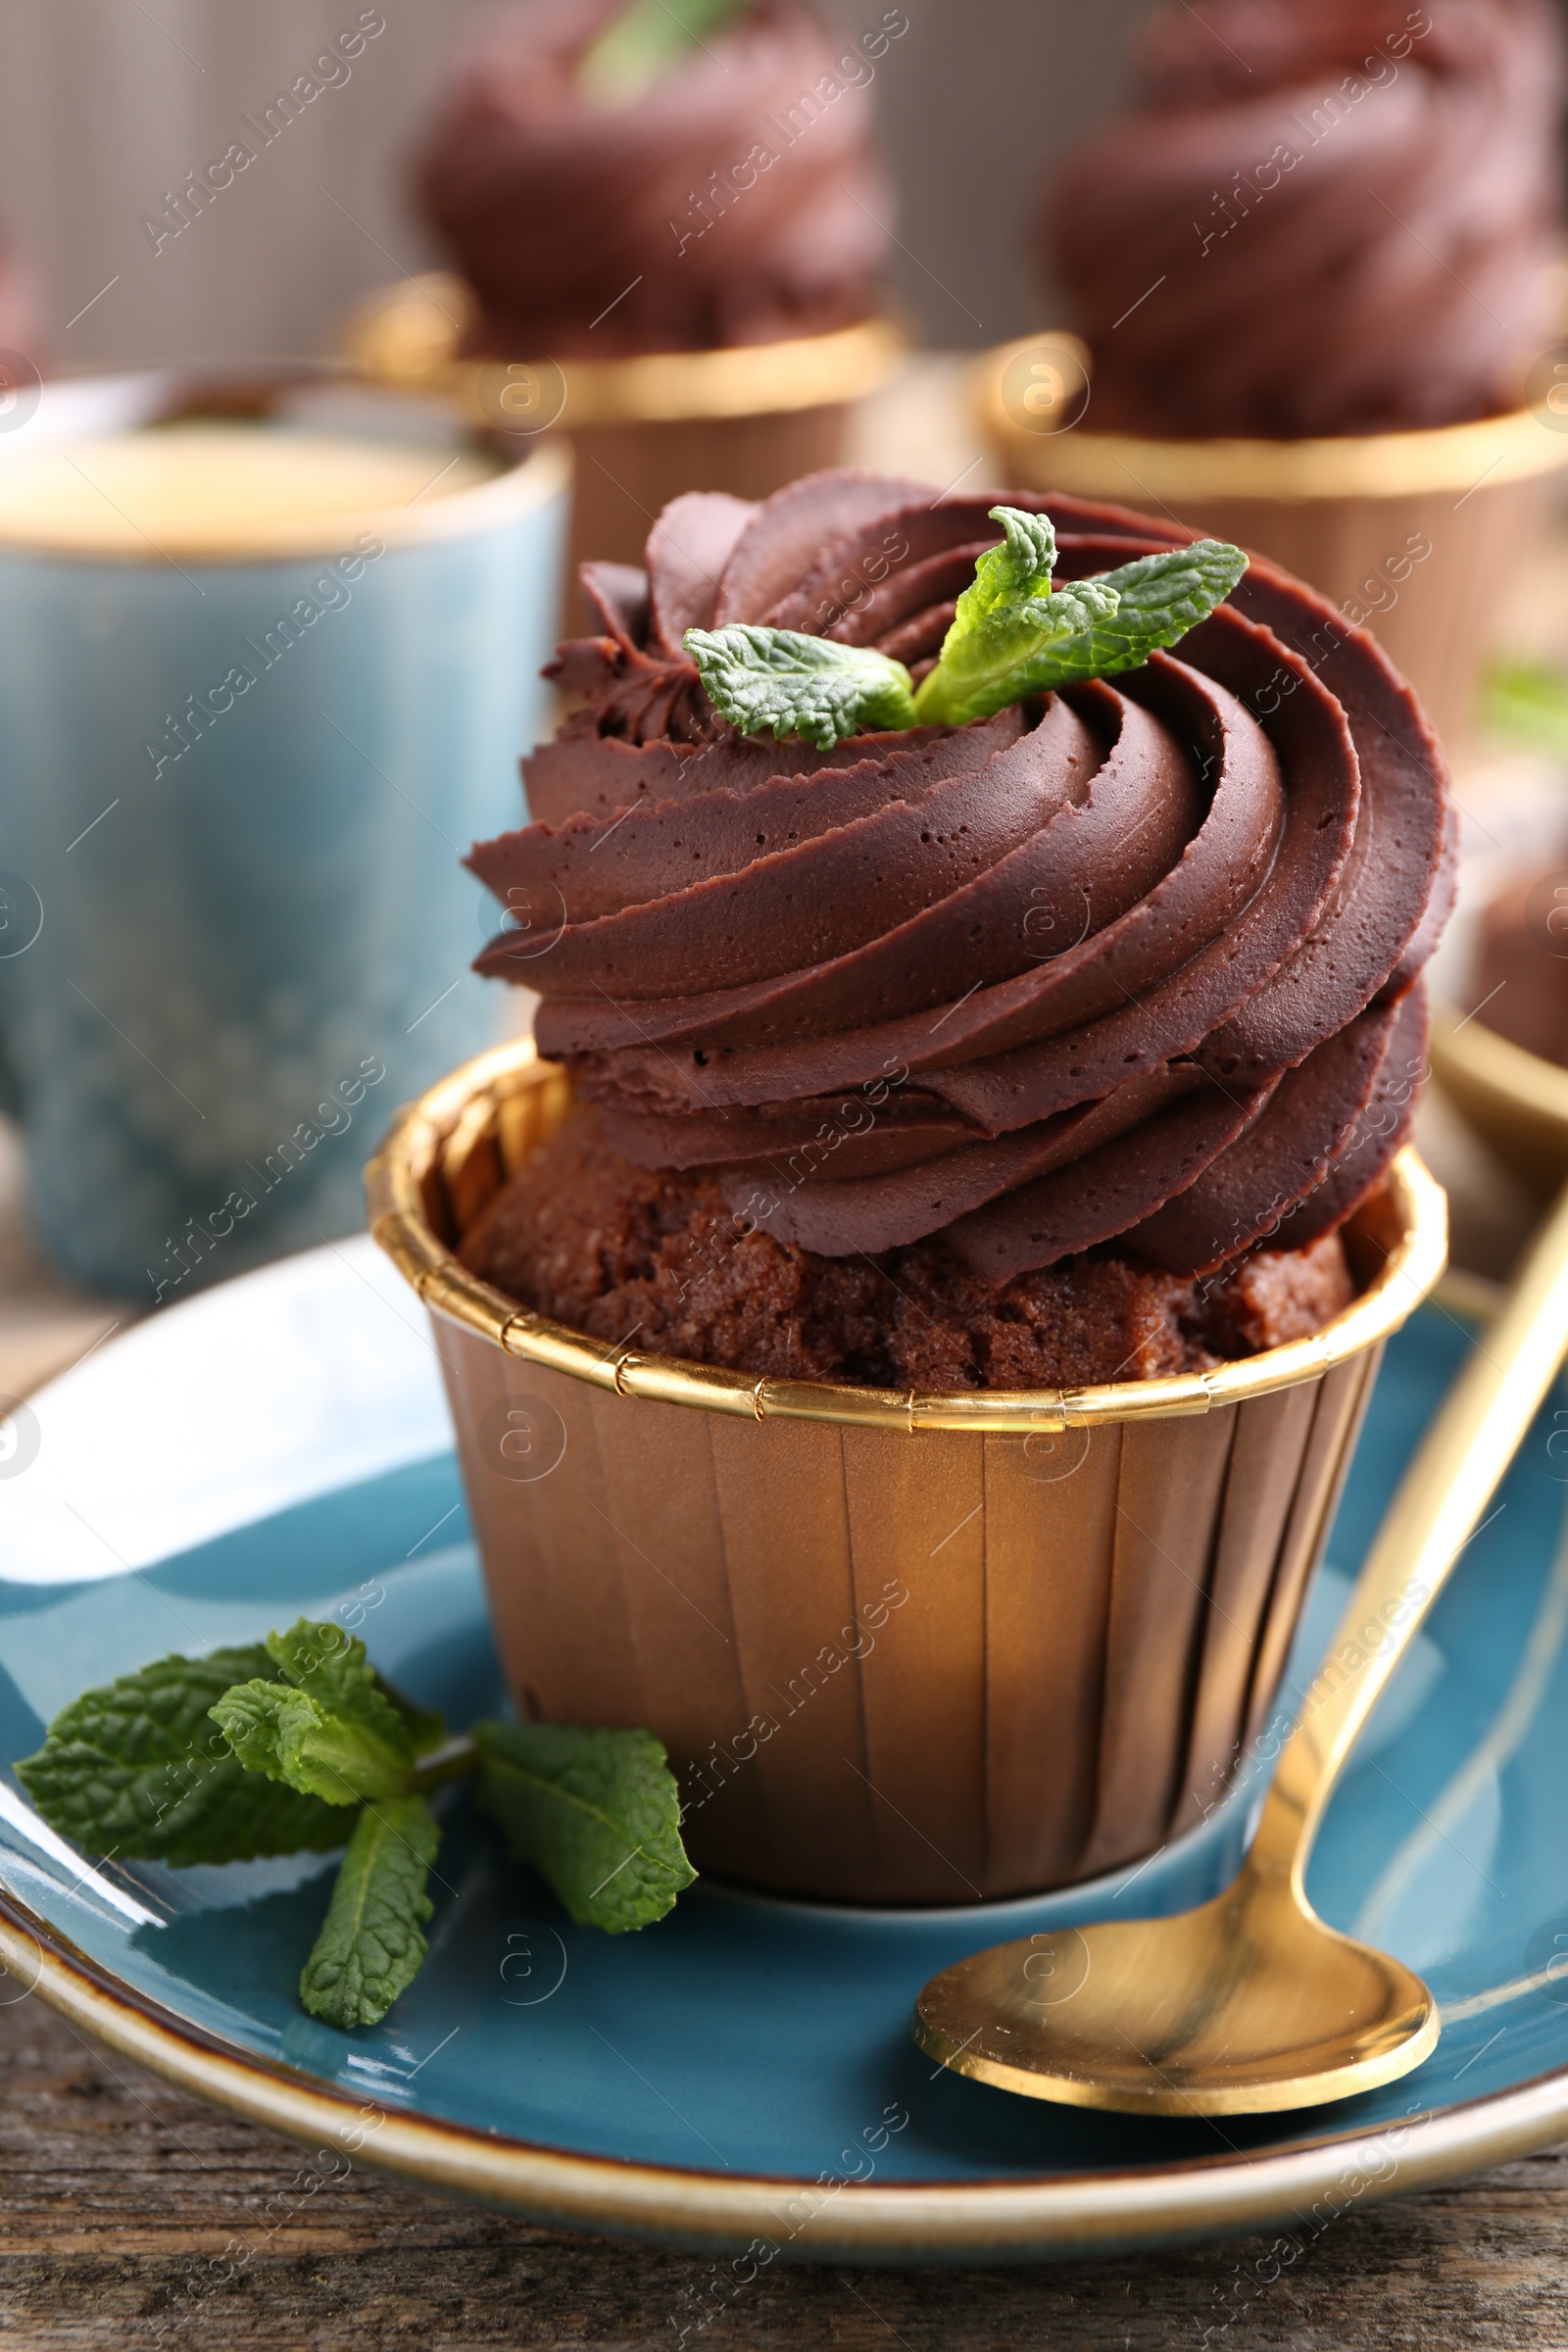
(0, 369), (566, 1299)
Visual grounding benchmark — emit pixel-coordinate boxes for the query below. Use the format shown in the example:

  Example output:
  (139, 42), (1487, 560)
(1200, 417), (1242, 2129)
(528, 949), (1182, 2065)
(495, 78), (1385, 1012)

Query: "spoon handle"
(1250, 1174), (1568, 1887)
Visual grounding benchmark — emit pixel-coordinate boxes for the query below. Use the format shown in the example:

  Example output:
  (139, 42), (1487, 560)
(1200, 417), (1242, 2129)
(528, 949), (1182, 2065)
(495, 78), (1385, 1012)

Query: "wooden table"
(3, 1992), (1566, 2348)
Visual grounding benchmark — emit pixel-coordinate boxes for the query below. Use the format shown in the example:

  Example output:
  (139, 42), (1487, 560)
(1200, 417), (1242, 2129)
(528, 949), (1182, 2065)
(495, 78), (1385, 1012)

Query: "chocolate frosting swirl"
(1043, 0), (1564, 437)
(469, 471), (1453, 1281)
(414, 0), (892, 359)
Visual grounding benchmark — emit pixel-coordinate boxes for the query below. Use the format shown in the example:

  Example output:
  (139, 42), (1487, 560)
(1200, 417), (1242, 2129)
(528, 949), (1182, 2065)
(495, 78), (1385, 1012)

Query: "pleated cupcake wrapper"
(368, 1042), (1446, 1906)
(975, 341), (1568, 752)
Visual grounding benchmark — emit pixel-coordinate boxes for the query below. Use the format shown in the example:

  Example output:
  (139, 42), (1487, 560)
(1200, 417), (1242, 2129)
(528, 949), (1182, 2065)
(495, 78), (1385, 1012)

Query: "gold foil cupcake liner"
(368, 1038), (1446, 1434)
(368, 1038), (1446, 1901)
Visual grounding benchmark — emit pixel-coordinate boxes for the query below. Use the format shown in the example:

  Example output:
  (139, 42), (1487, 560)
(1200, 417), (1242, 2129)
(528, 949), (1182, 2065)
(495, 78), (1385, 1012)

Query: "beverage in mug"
(0, 370), (568, 1298)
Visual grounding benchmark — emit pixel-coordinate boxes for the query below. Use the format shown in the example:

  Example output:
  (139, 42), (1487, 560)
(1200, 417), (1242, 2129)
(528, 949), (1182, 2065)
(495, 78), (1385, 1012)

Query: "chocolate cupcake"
(416, 0), (892, 361)
(368, 474), (1449, 1902)
(1048, 0), (1562, 440)
(350, 0), (905, 621)
(1466, 869), (1568, 1067)
(978, 0), (1568, 748)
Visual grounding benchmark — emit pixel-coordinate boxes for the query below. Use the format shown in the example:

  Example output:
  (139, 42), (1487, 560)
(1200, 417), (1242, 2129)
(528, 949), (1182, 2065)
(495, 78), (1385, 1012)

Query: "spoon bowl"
(916, 1872), (1437, 2117)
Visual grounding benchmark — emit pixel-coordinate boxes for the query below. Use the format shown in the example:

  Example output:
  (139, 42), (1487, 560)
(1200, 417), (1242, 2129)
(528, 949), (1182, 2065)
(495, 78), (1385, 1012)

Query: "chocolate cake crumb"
(460, 1112), (1356, 1393)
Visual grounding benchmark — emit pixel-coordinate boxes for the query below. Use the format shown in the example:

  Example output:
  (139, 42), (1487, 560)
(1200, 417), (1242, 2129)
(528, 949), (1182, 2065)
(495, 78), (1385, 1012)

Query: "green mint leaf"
(15, 1646), (345, 1867)
(265, 1619), (429, 1761)
(211, 1681), (413, 1807)
(1483, 658), (1568, 755)
(914, 579), (1120, 725)
(911, 503), (1068, 724)
(579, 0), (745, 105)
(376, 1678), (448, 1761)
(966, 503), (1059, 605)
(1080, 539), (1250, 671)
(912, 509), (1248, 725)
(684, 624), (917, 752)
(473, 1722), (696, 1933)
(299, 1795), (440, 2030)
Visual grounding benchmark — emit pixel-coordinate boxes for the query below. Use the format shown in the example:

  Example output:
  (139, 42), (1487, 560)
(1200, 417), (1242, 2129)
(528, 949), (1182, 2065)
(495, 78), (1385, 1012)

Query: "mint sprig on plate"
(684, 508), (1248, 748)
(11, 1643), (349, 1868)
(17, 1619), (695, 2031)
(211, 1622), (434, 1807)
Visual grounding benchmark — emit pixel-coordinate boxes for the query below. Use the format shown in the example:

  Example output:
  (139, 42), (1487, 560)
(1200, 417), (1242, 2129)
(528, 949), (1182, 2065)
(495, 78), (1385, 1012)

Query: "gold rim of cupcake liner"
(341, 272), (907, 425)
(365, 1037), (1448, 1436)
(973, 333), (1568, 504)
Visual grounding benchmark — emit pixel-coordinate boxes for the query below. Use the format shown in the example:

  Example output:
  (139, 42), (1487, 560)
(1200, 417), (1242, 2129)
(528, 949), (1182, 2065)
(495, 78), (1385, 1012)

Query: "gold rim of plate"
(3, 1891), (1565, 2251)
(365, 1037), (1448, 1435)
(973, 333), (1568, 503)
(341, 272), (906, 423)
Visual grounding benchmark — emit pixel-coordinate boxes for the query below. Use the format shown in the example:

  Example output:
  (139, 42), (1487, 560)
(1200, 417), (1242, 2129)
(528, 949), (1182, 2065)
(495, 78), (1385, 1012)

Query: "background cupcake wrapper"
(1120, 479), (1546, 760)
(558, 408), (852, 635)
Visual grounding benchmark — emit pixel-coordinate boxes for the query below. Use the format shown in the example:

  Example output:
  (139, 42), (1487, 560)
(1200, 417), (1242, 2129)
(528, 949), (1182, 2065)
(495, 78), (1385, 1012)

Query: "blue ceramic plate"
(2, 1240), (1567, 2266)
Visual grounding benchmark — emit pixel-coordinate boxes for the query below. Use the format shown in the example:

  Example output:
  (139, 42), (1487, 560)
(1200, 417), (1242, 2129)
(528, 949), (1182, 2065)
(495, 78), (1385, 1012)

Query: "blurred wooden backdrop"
(0, 0), (1152, 369)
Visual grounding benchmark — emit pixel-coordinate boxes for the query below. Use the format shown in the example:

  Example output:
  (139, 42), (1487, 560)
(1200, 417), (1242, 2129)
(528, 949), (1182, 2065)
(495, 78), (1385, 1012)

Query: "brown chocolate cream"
(413, 0), (896, 359)
(469, 470), (1453, 1283)
(1043, 0), (1565, 438)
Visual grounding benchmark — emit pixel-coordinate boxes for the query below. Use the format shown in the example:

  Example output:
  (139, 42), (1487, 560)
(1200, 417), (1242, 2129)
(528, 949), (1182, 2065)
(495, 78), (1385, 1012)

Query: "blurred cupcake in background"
(976, 0), (1568, 751)
(349, 0), (906, 622)
(1430, 844), (1568, 1193)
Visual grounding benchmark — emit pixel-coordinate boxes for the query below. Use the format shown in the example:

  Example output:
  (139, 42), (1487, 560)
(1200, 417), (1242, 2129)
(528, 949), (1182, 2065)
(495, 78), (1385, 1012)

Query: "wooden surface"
(2, 1992), (1567, 2349)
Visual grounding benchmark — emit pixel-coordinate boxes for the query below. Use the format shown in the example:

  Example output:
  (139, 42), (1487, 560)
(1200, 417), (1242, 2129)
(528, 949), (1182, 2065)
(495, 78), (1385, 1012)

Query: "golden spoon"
(913, 1178), (1568, 2117)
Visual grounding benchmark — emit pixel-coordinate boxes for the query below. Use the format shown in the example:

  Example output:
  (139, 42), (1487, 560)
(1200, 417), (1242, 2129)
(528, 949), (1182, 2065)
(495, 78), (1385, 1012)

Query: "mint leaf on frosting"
(686, 508), (1248, 747)
(684, 624), (918, 750)
(15, 1646), (348, 1866)
(913, 508), (1247, 723)
(473, 1721), (696, 1933)
(1078, 539), (1252, 674)
(299, 1795), (440, 2030)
